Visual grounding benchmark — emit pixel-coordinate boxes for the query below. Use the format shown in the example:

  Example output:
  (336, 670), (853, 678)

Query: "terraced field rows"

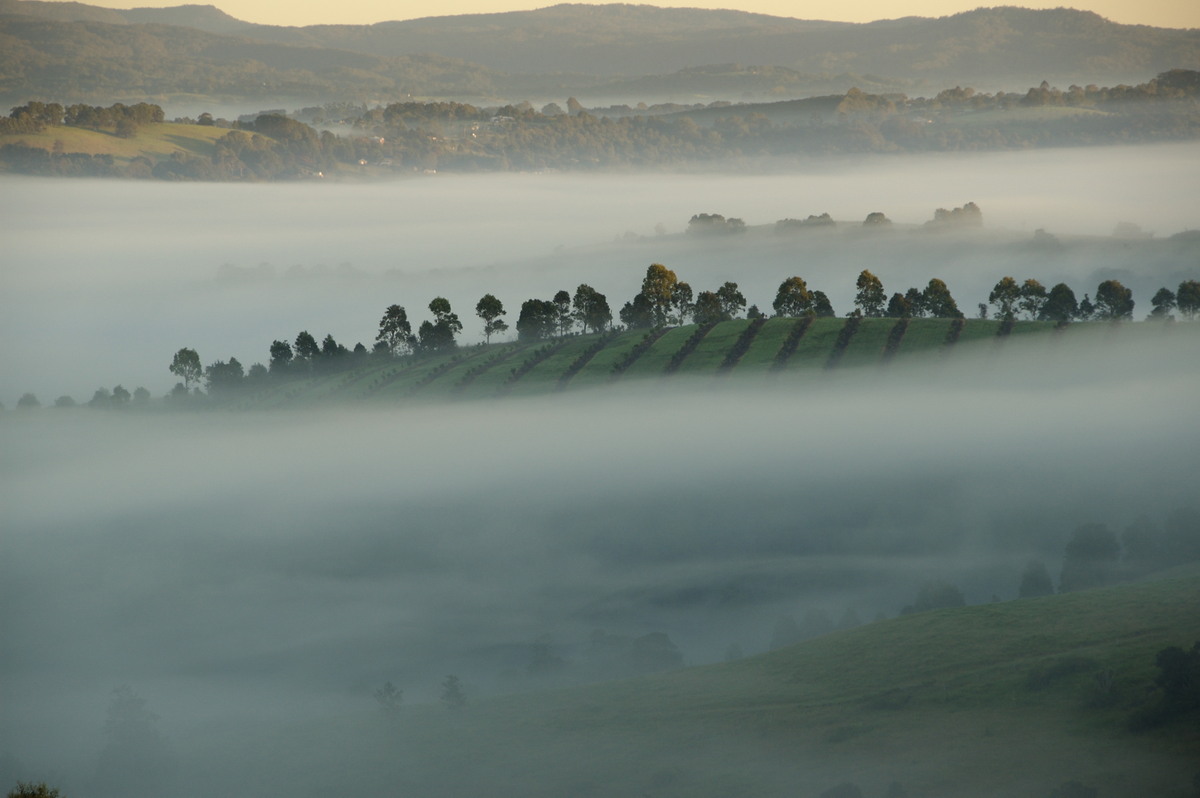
(236, 318), (1196, 407)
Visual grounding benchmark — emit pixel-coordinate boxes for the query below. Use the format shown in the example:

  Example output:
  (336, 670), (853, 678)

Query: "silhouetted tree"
(553, 290), (573, 336)
(517, 298), (558, 341)
(1093, 280), (1134, 320)
(417, 297), (462, 353)
(1041, 283), (1079, 322)
(716, 281), (746, 319)
(293, 331), (320, 368)
(268, 340), (293, 374)
(1148, 287), (1176, 320)
(205, 358), (245, 394)
(811, 291), (835, 317)
(572, 284), (611, 334)
(886, 292), (912, 318)
(904, 287), (927, 318)
(168, 347), (202, 390)
(692, 290), (726, 325)
(619, 292), (655, 329)
(922, 279), (962, 318)
(475, 294), (508, 343)
(376, 304), (413, 355)
(1176, 280), (1200, 320)
(16, 393), (39, 409)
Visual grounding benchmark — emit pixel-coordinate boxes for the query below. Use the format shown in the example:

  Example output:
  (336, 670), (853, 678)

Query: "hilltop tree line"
(6, 264), (1196, 409)
(2, 70), (1199, 179)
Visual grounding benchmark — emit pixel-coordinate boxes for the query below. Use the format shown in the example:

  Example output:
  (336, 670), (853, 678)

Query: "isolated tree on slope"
(376, 304), (413, 355)
(475, 294), (508, 343)
(418, 297), (462, 352)
(169, 347), (202, 390)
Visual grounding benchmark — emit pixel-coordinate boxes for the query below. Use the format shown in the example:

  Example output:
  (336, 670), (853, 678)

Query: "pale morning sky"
(38, 0), (1200, 29)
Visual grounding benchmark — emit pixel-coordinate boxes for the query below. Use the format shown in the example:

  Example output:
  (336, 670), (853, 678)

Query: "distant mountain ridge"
(2, 1), (1198, 104)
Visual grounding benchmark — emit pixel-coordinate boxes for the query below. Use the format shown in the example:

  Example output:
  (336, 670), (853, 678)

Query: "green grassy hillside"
(0, 122), (229, 165)
(229, 318), (1200, 410)
(184, 566), (1200, 797)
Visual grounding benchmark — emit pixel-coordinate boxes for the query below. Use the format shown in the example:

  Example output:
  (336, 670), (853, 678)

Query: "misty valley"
(2, 1), (1200, 793)
(3, 142), (1199, 798)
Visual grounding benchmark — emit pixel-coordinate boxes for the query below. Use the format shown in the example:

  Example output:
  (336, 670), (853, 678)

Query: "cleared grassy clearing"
(1, 122), (228, 163)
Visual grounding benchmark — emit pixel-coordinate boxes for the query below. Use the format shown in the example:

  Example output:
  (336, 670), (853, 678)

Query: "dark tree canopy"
(517, 298), (558, 341)
(715, 281), (746, 320)
(1175, 280), (1200, 320)
(774, 276), (813, 318)
(1041, 283), (1079, 322)
(377, 304), (413, 354)
(169, 347), (202, 389)
(573, 284), (612, 334)
(1093, 280), (1134, 320)
(417, 297), (462, 353)
(475, 294), (508, 343)
(922, 278), (963, 318)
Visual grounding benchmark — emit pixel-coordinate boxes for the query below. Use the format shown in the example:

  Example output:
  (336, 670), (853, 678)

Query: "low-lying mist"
(2, 143), (1198, 404)
(2, 326), (1197, 794)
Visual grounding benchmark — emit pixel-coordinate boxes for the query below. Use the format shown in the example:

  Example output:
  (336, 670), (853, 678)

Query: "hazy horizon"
(28, 0), (1200, 30)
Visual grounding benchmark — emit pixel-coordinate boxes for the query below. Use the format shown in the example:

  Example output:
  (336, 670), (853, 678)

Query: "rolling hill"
(2, 2), (1198, 105)
(216, 317), (1200, 411)
(178, 564), (1200, 797)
